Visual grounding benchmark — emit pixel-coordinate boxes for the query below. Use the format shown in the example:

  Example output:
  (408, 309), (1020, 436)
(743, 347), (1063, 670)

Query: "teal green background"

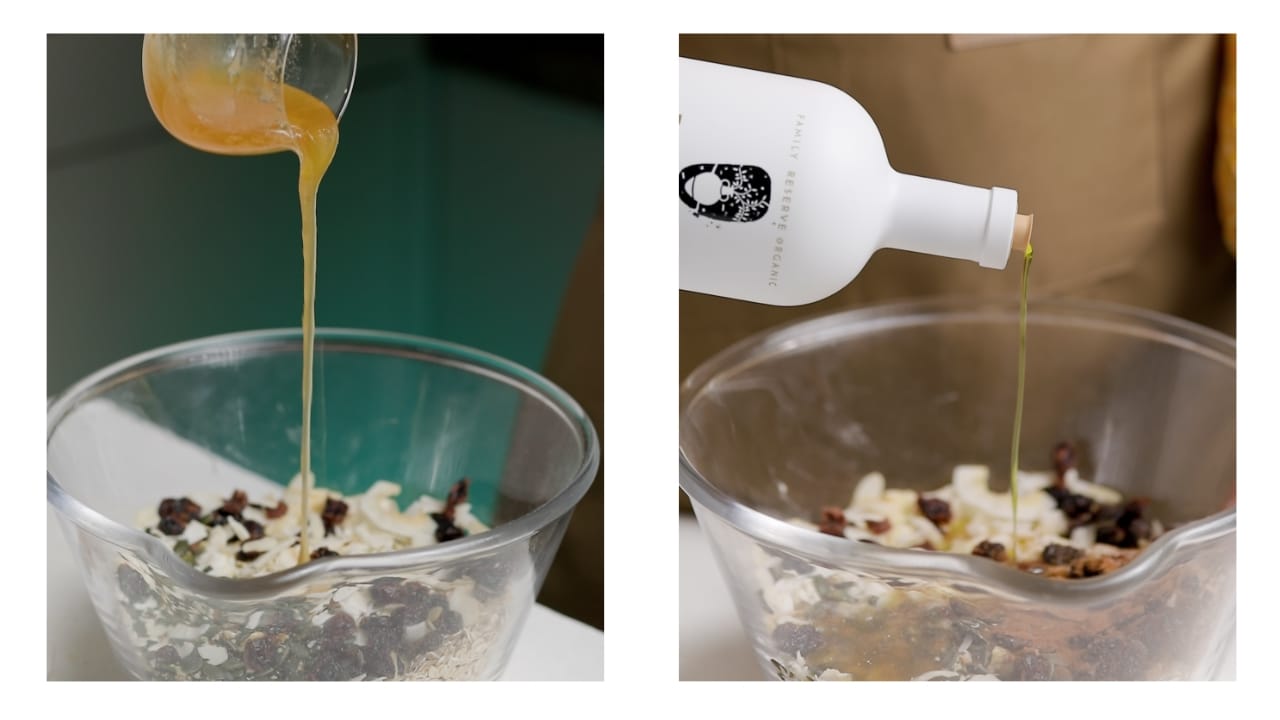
(47, 35), (603, 397)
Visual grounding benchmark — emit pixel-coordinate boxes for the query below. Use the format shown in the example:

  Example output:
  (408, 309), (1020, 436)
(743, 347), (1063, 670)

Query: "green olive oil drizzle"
(1009, 240), (1033, 562)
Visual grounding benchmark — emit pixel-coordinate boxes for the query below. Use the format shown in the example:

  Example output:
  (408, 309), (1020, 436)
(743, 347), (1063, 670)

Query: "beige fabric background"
(679, 34), (1235, 381)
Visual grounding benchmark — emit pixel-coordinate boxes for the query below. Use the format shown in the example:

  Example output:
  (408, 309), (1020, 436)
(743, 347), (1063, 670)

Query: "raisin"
(220, 490), (249, 517)
(1126, 518), (1152, 543)
(401, 582), (447, 611)
(972, 540), (1007, 562)
(1086, 637), (1148, 680)
(432, 513), (466, 543)
(773, 623), (823, 655)
(817, 506), (846, 537)
(151, 645), (181, 667)
(236, 549), (264, 562)
(321, 498), (349, 536)
(865, 518), (891, 534)
(1045, 487), (1097, 520)
(323, 611), (356, 642)
(1051, 442), (1077, 484)
(438, 609), (463, 635)
(242, 632), (286, 674)
(361, 614), (403, 652)
(157, 516), (187, 536)
(1042, 543), (1083, 565)
(443, 478), (470, 520)
(158, 497), (201, 522)
(1095, 525), (1128, 548)
(310, 644), (363, 681)
(370, 577), (406, 606)
(242, 519), (266, 541)
(310, 547), (339, 560)
(264, 500), (288, 519)
(363, 648), (398, 678)
(917, 495), (952, 527)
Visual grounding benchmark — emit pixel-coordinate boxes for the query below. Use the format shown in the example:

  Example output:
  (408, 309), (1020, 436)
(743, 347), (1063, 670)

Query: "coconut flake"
(196, 644), (228, 665)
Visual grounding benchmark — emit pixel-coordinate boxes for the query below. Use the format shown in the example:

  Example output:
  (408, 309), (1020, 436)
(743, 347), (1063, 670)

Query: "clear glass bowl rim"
(48, 327), (600, 600)
(678, 296), (1236, 603)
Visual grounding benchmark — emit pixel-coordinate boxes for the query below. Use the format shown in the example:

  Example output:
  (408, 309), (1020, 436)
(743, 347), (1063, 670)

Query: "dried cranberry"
(917, 495), (952, 527)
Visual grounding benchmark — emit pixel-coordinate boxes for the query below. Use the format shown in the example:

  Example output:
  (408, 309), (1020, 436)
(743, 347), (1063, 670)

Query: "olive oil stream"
(1009, 240), (1033, 561)
(145, 66), (338, 565)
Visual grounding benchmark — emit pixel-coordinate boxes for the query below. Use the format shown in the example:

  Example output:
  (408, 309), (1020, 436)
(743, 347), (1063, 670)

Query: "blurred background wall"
(48, 34), (603, 396)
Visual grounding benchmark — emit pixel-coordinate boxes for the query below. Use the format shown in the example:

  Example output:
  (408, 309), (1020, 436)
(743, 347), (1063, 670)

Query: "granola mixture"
(114, 478), (522, 680)
(752, 444), (1226, 681)
(136, 477), (487, 577)
(794, 442), (1163, 578)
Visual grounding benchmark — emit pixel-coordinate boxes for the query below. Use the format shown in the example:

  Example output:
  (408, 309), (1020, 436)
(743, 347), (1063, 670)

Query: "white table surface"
(679, 516), (760, 681)
(679, 515), (1235, 681)
(47, 401), (602, 681)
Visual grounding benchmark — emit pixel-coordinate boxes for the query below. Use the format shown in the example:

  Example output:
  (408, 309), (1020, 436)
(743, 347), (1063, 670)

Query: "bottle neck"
(881, 173), (1018, 270)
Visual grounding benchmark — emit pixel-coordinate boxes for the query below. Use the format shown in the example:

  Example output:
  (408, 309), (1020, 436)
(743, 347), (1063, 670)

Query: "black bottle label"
(679, 163), (772, 223)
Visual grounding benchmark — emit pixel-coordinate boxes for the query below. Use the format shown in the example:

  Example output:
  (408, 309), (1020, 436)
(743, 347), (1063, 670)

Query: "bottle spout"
(1011, 213), (1034, 254)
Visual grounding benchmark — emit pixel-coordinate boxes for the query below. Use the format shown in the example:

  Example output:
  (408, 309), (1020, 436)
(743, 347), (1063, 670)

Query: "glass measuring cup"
(141, 34), (357, 155)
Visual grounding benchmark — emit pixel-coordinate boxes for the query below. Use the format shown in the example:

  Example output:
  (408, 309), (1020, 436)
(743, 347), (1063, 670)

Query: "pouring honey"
(142, 34), (356, 564)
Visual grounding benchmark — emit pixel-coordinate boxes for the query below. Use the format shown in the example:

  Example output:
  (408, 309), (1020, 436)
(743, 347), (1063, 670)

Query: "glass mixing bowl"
(679, 298), (1234, 681)
(48, 328), (598, 680)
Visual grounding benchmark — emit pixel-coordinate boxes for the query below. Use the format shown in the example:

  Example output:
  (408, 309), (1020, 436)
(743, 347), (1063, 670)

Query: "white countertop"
(679, 516), (760, 681)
